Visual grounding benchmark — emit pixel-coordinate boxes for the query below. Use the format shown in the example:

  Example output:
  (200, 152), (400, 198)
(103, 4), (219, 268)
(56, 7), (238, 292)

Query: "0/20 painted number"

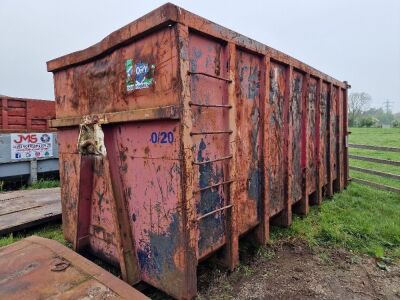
(150, 131), (174, 144)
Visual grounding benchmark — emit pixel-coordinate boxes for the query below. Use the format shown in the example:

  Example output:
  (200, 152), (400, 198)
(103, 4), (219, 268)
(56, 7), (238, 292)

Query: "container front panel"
(189, 32), (230, 258)
(103, 121), (183, 293)
(57, 103), (185, 294)
(53, 27), (179, 118)
(235, 49), (262, 234)
(58, 128), (120, 265)
(59, 152), (80, 242)
(268, 62), (287, 216)
(89, 157), (120, 265)
(321, 82), (330, 186)
(290, 71), (303, 203)
(57, 128), (80, 242)
(307, 78), (317, 194)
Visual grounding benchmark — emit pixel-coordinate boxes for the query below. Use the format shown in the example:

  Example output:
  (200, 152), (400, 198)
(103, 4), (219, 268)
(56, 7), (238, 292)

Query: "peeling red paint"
(48, 3), (349, 299)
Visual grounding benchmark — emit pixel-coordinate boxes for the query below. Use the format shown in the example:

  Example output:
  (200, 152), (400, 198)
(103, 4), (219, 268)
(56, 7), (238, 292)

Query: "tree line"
(348, 92), (400, 128)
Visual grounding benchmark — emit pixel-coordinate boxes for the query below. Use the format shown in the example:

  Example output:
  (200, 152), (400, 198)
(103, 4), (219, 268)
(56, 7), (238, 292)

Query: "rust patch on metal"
(290, 71), (303, 203)
(0, 236), (148, 299)
(307, 77), (318, 194)
(267, 62), (286, 216)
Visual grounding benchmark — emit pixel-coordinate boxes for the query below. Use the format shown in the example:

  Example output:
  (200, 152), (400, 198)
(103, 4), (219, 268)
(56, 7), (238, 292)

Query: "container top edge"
(46, 2), (178, 73)
(0, 96), (55, 102)
(46, 2), (348, 88)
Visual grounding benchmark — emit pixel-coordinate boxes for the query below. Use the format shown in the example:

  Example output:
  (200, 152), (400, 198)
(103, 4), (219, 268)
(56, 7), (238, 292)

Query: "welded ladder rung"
(189, 101), (232, 109)
(192, 155), (233, 165)
(193, 180), (234, 193)
(188, 71), (232, 83)
(197, 204), (233, 221)
(190, 130), (233, 136)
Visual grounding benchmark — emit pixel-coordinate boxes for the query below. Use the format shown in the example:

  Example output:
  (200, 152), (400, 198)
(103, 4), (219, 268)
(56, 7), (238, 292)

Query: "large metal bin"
(0, 96), (55, 132)
(47, 3), (349, 299)
(0, 97), (58, 184)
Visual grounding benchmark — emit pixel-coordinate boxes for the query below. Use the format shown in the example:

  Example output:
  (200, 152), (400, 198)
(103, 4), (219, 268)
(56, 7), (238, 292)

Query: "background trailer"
(0, 96), (58, 185)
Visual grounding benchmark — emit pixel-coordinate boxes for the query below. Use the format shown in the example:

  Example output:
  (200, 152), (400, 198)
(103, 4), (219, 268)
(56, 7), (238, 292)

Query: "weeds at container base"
(270, 183), (400, 262)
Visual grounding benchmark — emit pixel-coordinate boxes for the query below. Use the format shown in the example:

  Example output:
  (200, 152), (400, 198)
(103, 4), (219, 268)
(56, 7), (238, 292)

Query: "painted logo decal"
(40, 133), (51, 143)
(125, 59), (155, 92)
(10, 133), (53, 160)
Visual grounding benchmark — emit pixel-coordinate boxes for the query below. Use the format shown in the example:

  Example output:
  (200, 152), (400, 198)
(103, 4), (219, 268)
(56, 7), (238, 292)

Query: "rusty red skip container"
(1, 96), (55, 132)
(47, 3), (349, 299)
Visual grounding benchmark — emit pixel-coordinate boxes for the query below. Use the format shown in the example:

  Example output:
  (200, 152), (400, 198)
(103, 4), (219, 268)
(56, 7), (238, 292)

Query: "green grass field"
(349, 127), (400, 147)
(349, 127), (400, 189)
(350, 159), (400, 176)
(0, 223), (65, 248)
(272, 183), (400, 260)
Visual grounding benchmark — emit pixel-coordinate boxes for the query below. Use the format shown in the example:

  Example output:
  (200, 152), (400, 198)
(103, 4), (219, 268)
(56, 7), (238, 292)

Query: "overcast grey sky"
(1, 0), (399, 112)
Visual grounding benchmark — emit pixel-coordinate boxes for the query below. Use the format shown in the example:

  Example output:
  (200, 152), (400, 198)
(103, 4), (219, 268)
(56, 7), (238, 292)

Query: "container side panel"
(31, 120), (47, 130)
(235, 49), (262, 234)
(106, 121), (184, 295)
(54, 27), (178, 119)
(290, 71), (303, 202)
(30, 100), (55, 131)
(340, 88), (346, 188)
(190, 76), (229, 132)
(7, 116), (26, 126)
(268, 62), (287, 216)
(193, 140), (228, 256)
(7, 99), (27, 108)
(331, 86), (338, 180)
(6, 100), (26, 128)
(307, 78), (317, 193)
(320, 82), (329, 186)
(189, 32), (230, 257)
(344, 87), (349, 186)
(0, 100), (2, 128)
(7, 108), (26, 117)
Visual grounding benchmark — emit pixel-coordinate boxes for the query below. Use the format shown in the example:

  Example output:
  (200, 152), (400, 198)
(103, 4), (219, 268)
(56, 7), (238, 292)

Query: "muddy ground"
(145, 239), (400, 299)
(196, 239), (400, 300)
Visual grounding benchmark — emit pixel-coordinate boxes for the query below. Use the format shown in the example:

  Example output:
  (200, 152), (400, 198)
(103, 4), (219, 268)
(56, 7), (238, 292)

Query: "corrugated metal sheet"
(0, 97), (55, 133)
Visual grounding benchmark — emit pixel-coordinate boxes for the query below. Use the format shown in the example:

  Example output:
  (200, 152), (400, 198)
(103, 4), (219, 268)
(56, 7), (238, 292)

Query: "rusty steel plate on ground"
(0, 188), (61, 235)
(0, 236), (148, 300)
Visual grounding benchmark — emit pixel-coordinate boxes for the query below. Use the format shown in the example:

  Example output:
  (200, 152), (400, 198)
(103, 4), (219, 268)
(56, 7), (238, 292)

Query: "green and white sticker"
(125, 59), (155, 92)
